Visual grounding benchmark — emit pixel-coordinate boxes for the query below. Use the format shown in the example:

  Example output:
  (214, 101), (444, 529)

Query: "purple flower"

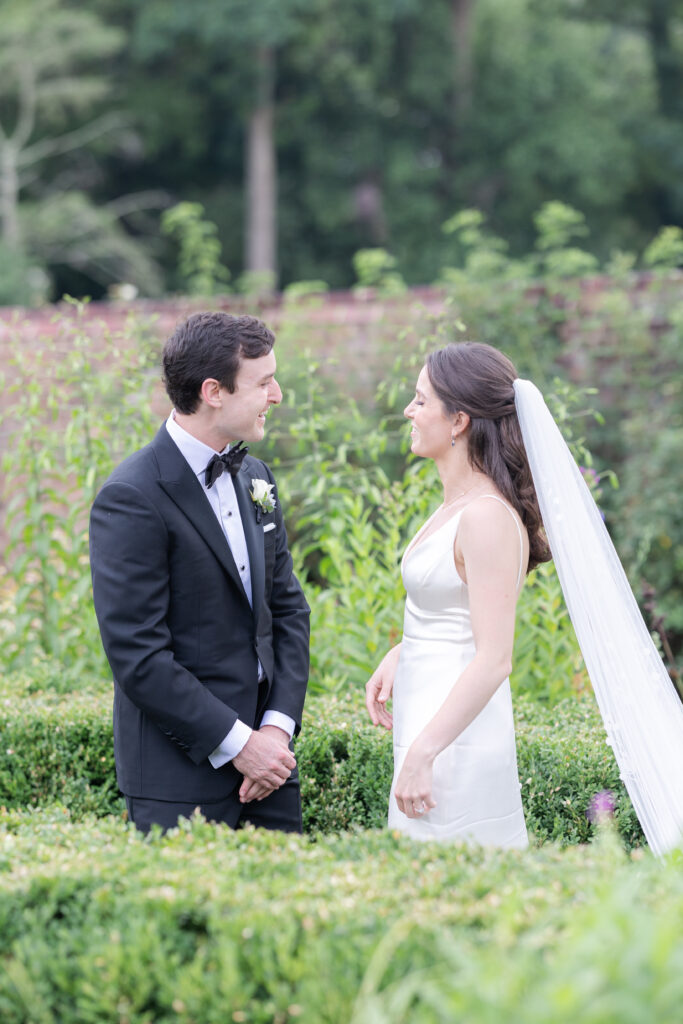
(587, 789), (616, 824)
(579, 465), (600, 487)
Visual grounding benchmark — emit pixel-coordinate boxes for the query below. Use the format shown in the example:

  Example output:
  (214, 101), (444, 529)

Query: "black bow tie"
(204, 442), (249, 488)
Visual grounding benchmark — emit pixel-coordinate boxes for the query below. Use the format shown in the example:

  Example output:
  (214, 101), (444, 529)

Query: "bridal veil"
(514, 378), (683, 856)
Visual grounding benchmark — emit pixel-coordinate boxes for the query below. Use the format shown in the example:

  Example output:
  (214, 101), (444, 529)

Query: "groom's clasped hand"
(233, 724), (296, 803)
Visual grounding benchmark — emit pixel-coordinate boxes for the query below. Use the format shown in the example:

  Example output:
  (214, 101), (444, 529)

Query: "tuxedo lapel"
(151, 427), (249, 603)
(233, 465), (265, 619)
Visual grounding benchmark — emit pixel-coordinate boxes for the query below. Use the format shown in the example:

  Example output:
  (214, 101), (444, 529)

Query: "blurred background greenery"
(0, 0), (682, 303)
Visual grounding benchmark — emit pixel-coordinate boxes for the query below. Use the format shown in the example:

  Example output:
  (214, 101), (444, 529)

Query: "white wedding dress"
(388, 495), (529, 848)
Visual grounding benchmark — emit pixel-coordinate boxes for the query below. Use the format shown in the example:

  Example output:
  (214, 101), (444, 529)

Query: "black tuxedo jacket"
(89, 425), (310, 802)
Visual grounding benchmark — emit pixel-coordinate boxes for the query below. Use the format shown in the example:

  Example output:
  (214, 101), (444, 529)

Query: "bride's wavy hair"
(426, 342), (550, 572)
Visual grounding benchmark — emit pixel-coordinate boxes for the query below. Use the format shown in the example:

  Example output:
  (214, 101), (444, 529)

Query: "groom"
(89, 312), (310, 834)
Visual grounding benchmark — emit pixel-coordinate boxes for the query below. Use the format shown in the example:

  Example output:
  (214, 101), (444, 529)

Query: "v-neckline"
(404, 506), (465, 563)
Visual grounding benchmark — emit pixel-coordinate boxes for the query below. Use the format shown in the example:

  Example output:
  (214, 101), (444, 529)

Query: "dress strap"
(476, 494), (525, 588)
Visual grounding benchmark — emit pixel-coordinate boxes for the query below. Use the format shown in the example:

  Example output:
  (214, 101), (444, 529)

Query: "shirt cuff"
(261, 710), (296, 738)
(208, 719), (253, 769)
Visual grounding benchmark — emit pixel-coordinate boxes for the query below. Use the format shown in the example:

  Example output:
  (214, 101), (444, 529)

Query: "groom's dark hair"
(163, 311), (275, 414)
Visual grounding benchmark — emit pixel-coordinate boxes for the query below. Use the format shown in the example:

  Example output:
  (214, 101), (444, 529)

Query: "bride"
(366, 341), (683, 855)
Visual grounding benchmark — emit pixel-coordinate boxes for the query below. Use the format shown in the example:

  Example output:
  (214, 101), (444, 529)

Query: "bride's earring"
(451, 434), (456, 447)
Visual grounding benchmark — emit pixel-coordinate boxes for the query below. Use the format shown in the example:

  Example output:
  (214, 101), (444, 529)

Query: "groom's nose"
(269, 378), (282, 404)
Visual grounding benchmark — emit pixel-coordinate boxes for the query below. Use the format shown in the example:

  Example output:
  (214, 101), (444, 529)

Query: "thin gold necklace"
(441, 482), (478, 509)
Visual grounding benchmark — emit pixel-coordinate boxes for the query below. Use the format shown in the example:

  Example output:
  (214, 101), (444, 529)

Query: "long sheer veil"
(514, 378), (683, 856)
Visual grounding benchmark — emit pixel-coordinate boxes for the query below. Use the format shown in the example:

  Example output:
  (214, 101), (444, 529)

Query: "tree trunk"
(647, 0), (680, 120)
(245, 46), (277, 287)
(0, 142), (20, 247)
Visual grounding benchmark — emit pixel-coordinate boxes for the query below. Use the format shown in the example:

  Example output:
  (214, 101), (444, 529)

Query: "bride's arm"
(365, 643), (402, 729)
(394, 501), (524, 817)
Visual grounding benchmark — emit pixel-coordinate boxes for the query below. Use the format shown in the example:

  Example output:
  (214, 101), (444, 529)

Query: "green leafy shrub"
(0, 678), (643, 848)
(0, 811), (678, 1023)
(161, 201), (231, 295)
(0, 684), (121, 818)
(352, 248), (406, 295)
(513, 562), (586, 703)
(0, 302), (160, 674)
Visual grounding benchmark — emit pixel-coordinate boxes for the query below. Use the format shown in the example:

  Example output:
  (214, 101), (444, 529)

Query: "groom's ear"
(200, 378), (223, 409)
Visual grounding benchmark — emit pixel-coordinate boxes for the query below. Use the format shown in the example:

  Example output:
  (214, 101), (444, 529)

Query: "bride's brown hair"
(426, 342), (550, 572)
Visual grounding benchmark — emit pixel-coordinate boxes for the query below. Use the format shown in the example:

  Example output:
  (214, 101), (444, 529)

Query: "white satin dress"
(388, 495), (529, 848)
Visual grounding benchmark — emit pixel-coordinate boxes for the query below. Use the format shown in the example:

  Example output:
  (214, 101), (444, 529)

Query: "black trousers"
(125, 770), (302, 836)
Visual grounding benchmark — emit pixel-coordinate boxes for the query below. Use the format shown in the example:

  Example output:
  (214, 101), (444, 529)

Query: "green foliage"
(352, 249), (406, 295)
(533, 200), (591, 251)
(0, 0), (124, 123)
(552, 270), (683, 661)
(21, 191), (163, 297)
(161, 201), (231, 295)
(234, 269), (277, 298)
(531, 202), (601, 279)
(0, 241), (49, 307)
(282, 279), (329, 305)
(0, 689), (122, 820)
(513, 562), (586, 703)
(0, 805), (676, 1023)
(0, 0), (136, 299)
(442, 209), (522, 283)
(642, 226), (683, 269)
(301, 466), (435, 689)
(514, 697), (642, 848)
(0, 301), (160, 673)
(0, 676), (644, 849)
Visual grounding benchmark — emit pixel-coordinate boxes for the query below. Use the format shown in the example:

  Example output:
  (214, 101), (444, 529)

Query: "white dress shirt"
(165, 413), (295, 767)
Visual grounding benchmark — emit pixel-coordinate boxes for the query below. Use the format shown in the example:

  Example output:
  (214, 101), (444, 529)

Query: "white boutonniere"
(250, 478), (276, 520)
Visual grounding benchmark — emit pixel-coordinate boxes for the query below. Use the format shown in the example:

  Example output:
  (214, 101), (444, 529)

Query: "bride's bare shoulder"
(459, 493), (526, 542)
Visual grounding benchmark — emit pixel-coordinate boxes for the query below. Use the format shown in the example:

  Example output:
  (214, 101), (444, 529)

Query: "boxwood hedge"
(0, 672), (642, 847)
(0, 809), (679, 1024)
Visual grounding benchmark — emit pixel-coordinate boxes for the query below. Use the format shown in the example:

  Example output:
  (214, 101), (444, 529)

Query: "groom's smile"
(217, 350), (282, 446)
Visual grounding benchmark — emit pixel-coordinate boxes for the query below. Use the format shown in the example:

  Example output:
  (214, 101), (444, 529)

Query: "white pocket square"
(263, 522), (276, 533)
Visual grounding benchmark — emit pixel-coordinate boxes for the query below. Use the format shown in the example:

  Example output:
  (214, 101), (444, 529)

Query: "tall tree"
(127, 0), (310, 288)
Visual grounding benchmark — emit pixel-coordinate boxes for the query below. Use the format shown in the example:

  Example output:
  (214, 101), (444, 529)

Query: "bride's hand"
(394, 748), (437, 819)
(365, 644), (400, 729)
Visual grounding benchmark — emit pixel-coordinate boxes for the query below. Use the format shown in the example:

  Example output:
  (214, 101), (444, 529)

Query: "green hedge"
(0, 810), (680, 1023)
(0, 672), (642, 847)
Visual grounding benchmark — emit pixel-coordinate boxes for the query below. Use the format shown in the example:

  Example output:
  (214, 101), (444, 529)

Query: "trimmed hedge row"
(0, 672), (642, 847)
(0, 810), (680, 1023)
